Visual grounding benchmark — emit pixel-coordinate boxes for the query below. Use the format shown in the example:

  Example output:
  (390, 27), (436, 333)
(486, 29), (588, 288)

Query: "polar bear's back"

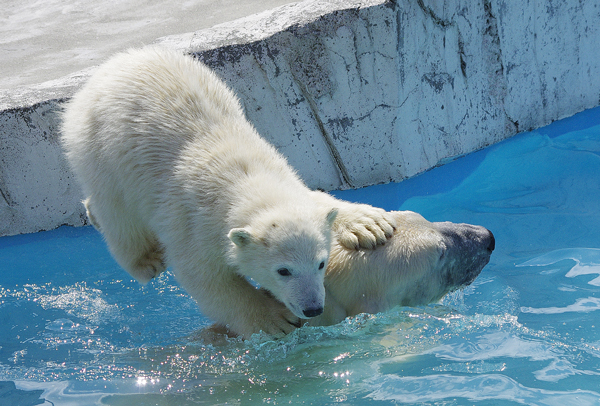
(61, 47), (292, 224)
(61, 48), (246, 183)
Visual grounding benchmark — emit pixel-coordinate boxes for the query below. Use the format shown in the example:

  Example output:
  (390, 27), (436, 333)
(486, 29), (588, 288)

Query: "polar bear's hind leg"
(85, 196), (166, 283)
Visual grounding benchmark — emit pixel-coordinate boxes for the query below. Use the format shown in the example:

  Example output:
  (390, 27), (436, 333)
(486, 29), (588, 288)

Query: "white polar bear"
(61, 47), (396, 339)
(309, 210), (495, 326)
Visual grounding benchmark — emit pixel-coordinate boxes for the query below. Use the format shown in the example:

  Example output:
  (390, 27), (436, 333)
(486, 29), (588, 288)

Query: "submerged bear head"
(228, 208), (338, 319)
(314, 210), (495, 326)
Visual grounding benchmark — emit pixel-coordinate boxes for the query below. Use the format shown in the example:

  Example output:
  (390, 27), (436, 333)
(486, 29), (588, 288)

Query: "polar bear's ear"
(326, 208), (339, 227)
(228, 228), (255, 247)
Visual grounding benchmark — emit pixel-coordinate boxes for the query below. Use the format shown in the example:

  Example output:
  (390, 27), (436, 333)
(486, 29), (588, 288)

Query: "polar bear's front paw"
(249, 290), (303, 338)
(267, 308), (303, 337)
(336, 205), (397, 250)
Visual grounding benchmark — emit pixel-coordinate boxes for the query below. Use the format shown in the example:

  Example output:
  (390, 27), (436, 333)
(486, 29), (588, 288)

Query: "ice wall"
(1, 0), (599, 236)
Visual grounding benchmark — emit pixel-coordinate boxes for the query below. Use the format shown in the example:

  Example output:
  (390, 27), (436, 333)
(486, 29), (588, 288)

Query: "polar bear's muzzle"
(283, 276), (327, 319)
(433, 222), (495, 288)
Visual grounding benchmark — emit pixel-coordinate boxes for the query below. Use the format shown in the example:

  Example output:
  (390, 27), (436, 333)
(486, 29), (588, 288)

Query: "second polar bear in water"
(311, 210), (494, 326)
(61, 47), (397, 339)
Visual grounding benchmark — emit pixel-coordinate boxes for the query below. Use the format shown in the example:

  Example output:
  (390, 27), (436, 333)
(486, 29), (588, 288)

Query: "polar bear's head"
(228, 208), (338, 319)
(318, 211), (495, 325)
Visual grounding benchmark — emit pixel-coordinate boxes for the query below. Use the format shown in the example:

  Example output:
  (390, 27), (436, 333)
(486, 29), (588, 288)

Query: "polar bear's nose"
(487, 230), (496, 252)
(303, 307), (324, 318)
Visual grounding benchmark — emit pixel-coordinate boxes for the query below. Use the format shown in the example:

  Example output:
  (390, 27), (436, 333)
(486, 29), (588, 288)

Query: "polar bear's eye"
(277, 268), (292, 276)
(318, 261), (325, 270)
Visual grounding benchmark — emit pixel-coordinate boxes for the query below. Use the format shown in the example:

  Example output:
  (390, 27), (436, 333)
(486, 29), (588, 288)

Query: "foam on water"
(1, 107), (600, 405)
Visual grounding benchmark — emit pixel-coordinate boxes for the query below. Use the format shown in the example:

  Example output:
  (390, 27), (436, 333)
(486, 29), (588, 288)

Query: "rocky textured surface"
(1, 0), (599, 235)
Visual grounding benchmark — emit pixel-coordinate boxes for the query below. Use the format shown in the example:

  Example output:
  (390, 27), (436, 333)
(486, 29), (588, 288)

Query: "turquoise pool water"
(1, 107), (600, 405)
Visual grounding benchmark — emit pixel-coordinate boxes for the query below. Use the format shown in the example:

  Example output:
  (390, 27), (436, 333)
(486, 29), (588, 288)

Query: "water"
(1, 107), (600, 405)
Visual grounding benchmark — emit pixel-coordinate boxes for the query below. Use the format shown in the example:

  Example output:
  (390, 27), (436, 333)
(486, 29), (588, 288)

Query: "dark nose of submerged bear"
(487, 230), (496, 252)
(303, 307), (324, 318)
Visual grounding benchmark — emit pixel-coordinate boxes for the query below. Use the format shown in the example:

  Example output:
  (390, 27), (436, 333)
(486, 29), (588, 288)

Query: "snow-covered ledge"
(1, 0), (599, 236)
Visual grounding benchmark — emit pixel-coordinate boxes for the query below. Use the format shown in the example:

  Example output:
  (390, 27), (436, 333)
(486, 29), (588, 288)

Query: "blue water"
(1, 107), (600, 405)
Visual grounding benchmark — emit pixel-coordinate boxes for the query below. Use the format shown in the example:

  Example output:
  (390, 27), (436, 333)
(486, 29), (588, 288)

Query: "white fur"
(61, 47), (396, 339)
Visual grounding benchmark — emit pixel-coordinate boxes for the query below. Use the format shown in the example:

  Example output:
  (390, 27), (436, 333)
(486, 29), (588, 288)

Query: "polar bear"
(60, 47), (396, 339)
(309, 210), (495, 326)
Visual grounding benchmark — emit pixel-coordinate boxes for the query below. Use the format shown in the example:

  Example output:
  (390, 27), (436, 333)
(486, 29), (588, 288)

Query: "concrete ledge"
(2, 0), (600, 236)
(0, 100), (87, 235)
